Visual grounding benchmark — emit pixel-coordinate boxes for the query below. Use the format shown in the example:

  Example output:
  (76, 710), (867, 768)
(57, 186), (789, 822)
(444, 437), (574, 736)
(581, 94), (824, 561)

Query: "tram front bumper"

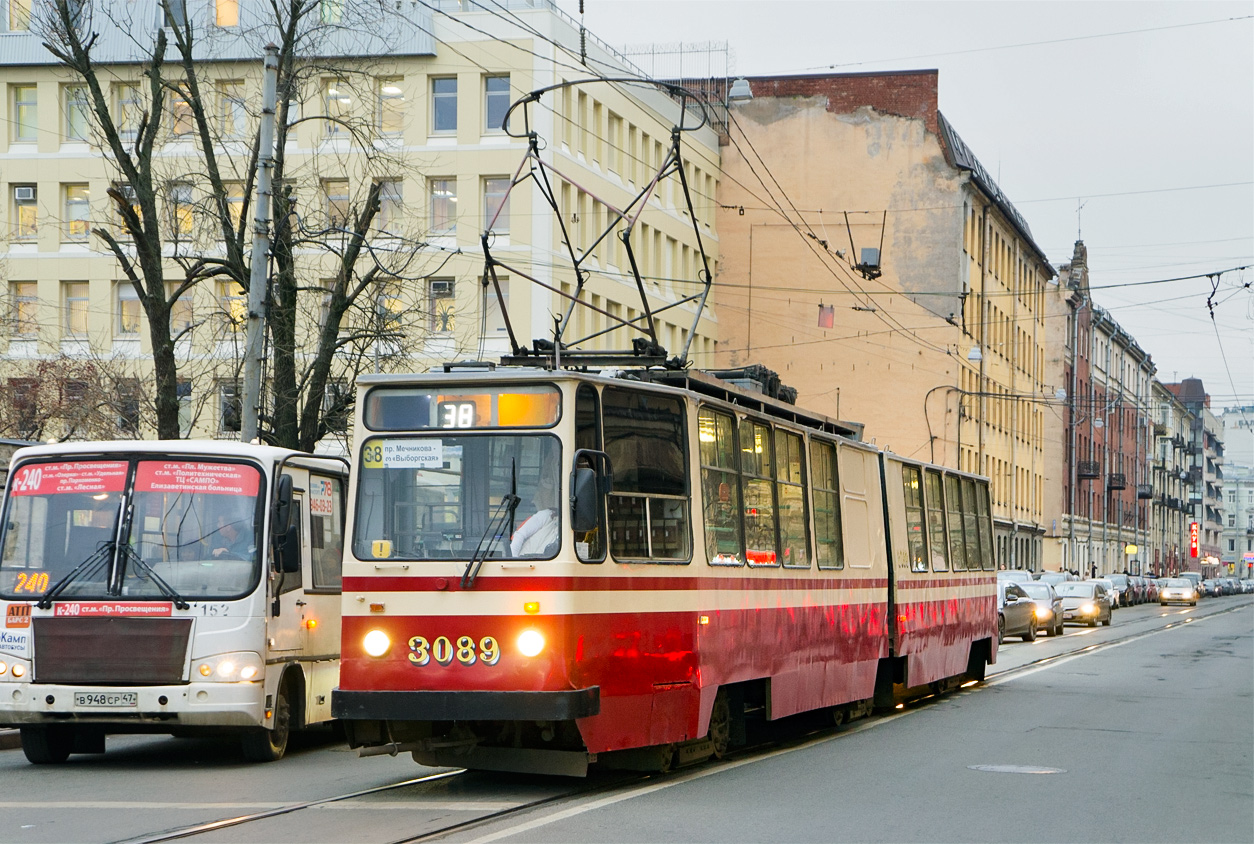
(332, 686), (600, 722)
(0, 681), (266, 728)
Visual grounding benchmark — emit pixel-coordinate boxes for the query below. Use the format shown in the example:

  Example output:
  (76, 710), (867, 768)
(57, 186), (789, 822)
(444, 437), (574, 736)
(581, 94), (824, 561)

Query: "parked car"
(1104, 573), (1132, 607)
(1019, 582), (1064, 637)
(1092, 578), (1119, 609)
(1128, 575), (1148, 604)
(1057, 581), (1113, 627)
(1142, 577), (1159, 603)
(1201, 579), (1223, 598)
(1037, 571), (1076, 588)
(998, 582), (1039, 643)
(1158, 578), (1198, 606)
(997, 569), (1037, 585)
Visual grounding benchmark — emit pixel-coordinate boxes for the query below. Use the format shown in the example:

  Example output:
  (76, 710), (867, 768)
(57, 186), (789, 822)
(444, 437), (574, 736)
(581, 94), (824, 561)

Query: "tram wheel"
(708, 689), (731, 760)
(21, 725), (74, 765)
(241, 680), (292, 762)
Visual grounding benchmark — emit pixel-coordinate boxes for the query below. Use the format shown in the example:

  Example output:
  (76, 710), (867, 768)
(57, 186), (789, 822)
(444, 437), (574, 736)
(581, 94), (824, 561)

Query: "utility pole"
(242, 44), (279, 443)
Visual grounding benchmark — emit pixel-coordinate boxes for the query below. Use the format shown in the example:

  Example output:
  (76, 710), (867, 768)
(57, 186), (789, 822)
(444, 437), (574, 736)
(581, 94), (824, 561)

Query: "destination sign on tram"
(364, 385), (560, 430)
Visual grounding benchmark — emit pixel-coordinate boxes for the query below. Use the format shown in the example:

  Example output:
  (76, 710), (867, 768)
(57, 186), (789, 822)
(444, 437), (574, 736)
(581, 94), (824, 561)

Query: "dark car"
(1020, 582), (1064, 637)
(1104, 573), (1132, 607)
(998, 582), (1038, 643)
(1057, 581), (1113, 627)
(1201, 579), (1223, 598)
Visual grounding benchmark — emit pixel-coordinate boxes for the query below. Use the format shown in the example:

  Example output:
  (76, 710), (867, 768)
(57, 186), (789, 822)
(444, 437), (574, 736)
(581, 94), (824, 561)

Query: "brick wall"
(744, 70), (940, 135)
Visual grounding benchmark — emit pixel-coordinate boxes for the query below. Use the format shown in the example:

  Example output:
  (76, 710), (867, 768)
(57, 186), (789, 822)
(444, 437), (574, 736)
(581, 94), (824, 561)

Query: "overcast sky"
(555, 0), (1254, 408)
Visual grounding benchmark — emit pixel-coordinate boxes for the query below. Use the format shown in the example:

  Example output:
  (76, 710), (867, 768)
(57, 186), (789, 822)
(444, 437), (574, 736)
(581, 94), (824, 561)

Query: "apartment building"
(0, 0), (720, 443)
(1148, 380), (1194, 576)
(1166, 379), (1225, 576)
(715, 71), (1056, 569)
(1219, 405), (1253, 578)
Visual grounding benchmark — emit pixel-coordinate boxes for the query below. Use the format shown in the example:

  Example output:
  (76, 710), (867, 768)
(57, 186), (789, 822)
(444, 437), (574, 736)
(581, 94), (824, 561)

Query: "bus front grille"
(32, 618), (193, 684)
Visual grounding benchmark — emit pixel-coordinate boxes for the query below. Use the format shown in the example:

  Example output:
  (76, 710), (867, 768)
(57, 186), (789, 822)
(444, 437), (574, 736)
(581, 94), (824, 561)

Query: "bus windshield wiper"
(36, 543), (114, 609)
(461, 461), (520, 590)
(115, 544), (190, 610)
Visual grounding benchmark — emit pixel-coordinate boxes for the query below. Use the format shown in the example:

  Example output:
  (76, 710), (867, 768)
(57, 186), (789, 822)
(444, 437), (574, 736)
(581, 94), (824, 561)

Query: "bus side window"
(309, 474), (344, 589)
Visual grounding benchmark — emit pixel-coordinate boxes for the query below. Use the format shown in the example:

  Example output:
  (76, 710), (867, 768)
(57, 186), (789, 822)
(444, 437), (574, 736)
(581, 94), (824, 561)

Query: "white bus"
(0, 441), (348, 764)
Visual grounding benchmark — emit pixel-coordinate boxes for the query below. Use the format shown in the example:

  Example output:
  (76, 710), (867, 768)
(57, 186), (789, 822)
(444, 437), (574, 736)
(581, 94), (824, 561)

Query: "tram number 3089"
(408, 635), (501, 667)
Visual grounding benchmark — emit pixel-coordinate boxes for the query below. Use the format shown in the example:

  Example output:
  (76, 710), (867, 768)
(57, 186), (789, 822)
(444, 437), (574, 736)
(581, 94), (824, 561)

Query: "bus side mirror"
(571, 467), (599, 534)
(272, 475), (294, 539)
(278, 527), (300, 574)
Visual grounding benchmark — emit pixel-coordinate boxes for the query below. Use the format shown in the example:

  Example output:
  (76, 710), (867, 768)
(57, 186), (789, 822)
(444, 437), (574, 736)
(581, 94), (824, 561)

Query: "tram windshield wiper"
(461, 461), (520, 590)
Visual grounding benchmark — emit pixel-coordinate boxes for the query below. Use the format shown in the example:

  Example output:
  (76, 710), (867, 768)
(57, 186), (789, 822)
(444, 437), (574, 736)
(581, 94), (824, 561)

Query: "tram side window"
(776, 429), (809, 568)
(740, 419), (778, 566)
(810, 439), (844, 570)
(924, 469), (949, 571)
(603, 387), (689, 562)
(901, 465), (927, 572)
(960, 477), (984, 572)
(574, 384), (605, 562)
(699, 407), (742, 566)
(309, 474), (344, 590)
(944, 474), (967, 571)
(975, 481), (996, 570)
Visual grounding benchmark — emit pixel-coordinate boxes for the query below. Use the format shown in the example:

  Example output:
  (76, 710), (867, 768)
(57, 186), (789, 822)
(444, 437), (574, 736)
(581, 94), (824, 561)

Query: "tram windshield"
(0, 458), (263, 601)
(353, 434), (560, 561)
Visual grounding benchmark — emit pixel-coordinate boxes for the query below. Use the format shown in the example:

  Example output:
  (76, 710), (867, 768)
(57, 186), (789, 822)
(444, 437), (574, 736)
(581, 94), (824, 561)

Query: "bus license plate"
(74, 692), (138, 708)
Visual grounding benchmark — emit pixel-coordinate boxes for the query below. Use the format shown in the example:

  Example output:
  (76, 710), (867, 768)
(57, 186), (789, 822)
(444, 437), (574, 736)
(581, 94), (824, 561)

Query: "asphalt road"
(0, 597), (1248, 844)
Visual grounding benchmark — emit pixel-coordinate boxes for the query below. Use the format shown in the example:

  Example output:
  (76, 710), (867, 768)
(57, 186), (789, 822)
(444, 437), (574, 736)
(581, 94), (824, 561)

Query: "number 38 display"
(408, 635), (500, 667)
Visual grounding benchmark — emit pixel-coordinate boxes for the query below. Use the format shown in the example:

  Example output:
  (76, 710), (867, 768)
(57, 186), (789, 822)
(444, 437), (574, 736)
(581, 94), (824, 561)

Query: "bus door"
(269, 490), (307, 657)
(300, 472), (345, 724)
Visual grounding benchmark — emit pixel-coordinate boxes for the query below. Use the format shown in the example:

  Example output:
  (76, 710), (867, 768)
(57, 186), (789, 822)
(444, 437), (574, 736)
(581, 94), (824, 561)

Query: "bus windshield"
(353, 434), (559, 561)
(0, 458), (264, 601)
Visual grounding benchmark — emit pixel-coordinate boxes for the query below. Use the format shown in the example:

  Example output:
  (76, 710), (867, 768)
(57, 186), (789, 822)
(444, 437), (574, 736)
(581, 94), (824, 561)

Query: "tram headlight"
(517, 629), (545, 658)
(363, 629), (391, 658)
(195, 652), (264, 682)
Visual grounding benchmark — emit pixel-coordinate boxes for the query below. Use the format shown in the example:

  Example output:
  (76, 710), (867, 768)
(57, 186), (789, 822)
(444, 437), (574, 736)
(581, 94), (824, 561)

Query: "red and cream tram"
(332, 367), (997, 775)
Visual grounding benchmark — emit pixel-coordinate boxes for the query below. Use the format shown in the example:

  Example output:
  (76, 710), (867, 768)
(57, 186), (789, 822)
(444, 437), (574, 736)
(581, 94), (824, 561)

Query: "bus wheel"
(242, 681), (292, 762)
(21, 725), (74, 765)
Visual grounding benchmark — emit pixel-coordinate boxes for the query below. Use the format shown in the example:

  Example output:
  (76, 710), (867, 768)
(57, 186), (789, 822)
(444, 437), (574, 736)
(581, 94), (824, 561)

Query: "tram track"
(107, 597), (1250, 844)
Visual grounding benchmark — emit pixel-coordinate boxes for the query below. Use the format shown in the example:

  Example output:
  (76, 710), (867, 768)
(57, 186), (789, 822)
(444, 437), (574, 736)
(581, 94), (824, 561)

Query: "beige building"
(1149, 380), (1196, 576)
(0, 0), (720, 444)
(716, 71), (1056, 569)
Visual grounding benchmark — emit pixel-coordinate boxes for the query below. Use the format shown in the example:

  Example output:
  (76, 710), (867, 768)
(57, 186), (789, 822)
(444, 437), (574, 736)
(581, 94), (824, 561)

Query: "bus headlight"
(363, 630), (391, 657)
(196, 652), (264, 682)
(517, 629), (545, 658)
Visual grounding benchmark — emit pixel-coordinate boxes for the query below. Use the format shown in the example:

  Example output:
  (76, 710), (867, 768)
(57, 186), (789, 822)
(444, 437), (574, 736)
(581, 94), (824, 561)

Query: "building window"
(8, 282), (37, 338)
(13, 85), (37, 142)
(323, 179), (349, 228)
(63, 281), (89, 336)
(170, 87), (194, 137)
(320, 0), (342, 23)
(116, 283), (141, 336)
(161, 0), (187, 28)
(12, 185), (37, 240)
(217, 80), (246, 138)
(375, 179), (401, 234)
(483, 275), (509, 333)
(219, 381), (241, 433)
(427, 279), (454, 333)
(215, 0), (238, 26)
(377, 77), (404, 134)
(64, 85), (90, 142)
(116, 379), (141, 434)
(484, 74), (509, 132)
(323, 381), (351, 433)
(323, 78), (351, 135)
(218, 281), (246, 331)
(63, 183), (90, 239)
(8, 0), (31, 30)
(169, 182), (194, 237)
(116, 84), (141, 142)
(224, 182), (245, 232)
(483, 177), (509, 234)
(168, 281), (193, 336)
(429, 177), (456, 235)
(431, 77), (456, 133)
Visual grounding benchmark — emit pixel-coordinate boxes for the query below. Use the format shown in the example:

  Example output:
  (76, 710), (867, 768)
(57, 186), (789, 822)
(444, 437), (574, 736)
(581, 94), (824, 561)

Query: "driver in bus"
(510, 466), (559, 557)
(211, 507), (254, 560)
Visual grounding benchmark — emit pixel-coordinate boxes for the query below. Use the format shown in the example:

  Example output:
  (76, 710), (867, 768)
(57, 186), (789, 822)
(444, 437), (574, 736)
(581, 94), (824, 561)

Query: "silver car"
(1056, 581), (1113, 627)
(1158, 577), (1197, 606)
(1019, 582), (1064, 636)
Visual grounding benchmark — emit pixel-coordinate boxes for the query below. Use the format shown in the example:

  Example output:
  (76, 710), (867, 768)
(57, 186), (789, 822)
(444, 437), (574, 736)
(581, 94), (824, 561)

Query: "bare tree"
(36, 0), (442, 446)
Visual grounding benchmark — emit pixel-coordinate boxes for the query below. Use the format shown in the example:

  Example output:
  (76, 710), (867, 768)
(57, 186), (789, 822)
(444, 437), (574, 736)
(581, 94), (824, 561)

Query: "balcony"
(1078, 461), (1100, 480)
(1107, 473), (1127, 491)
(1137, 483), (1153, 499)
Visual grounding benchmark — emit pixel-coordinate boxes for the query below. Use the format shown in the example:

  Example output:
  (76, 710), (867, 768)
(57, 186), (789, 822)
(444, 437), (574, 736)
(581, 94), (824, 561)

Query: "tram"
(332, 365), (998, 775)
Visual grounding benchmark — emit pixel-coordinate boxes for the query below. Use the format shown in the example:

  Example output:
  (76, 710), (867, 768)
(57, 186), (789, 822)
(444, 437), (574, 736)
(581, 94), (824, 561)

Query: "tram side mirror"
(570, 467), (600, 534)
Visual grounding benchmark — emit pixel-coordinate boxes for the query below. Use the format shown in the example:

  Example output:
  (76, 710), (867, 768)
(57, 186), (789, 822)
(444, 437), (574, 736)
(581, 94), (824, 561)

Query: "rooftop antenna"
(1076, 198), (1088, 240)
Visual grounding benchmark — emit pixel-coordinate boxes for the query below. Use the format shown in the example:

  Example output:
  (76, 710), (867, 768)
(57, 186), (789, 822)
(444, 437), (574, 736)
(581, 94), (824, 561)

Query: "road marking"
(0, 800), (516, 812)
